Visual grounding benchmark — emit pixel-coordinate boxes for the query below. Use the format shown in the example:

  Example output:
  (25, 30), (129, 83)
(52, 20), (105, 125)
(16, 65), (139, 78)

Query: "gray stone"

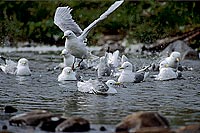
(55, 116), (90, 132)
(115, 111), (169, 132)
(160, 40), (198, 60)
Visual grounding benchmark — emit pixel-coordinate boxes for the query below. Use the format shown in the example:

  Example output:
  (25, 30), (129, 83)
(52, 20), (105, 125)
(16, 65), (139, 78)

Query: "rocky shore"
(0, 106), (199, 133)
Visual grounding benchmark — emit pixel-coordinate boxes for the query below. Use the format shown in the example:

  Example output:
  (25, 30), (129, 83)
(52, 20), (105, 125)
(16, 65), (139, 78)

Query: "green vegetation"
(0, 1), (200, 47)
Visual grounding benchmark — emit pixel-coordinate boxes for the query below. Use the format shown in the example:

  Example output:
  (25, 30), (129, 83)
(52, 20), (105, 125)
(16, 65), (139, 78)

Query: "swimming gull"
(77, 79), (119, 94)
(0, 57), (31, 76)
(162, 51), (181, 69)
(58, 67), (77, 81)
(54, 0), (124, 65)
(118, 61), (148, 83)
(155, 60), (181, 81)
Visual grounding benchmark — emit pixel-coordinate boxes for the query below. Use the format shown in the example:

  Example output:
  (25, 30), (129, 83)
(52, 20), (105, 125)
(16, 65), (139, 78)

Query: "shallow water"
(0, 48), (200, 132)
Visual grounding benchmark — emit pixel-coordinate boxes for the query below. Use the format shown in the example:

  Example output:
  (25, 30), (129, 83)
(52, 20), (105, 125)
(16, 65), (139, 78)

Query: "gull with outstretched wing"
(54, 1), (124, 66)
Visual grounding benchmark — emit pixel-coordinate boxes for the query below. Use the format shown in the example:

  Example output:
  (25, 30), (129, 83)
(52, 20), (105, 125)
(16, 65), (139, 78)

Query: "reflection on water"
(0, 51), (200, 132)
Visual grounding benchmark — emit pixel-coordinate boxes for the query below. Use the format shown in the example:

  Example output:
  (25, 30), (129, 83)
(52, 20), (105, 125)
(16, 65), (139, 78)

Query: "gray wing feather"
(54, 6), (83, 36)
(78, 0), (124, 41)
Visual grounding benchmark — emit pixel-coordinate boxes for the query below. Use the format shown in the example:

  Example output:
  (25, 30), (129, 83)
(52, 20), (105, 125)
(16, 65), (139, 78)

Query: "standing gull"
(54, 1), (124, 66)
(97, 56), (112, 78)
(54, 49), (75, 70)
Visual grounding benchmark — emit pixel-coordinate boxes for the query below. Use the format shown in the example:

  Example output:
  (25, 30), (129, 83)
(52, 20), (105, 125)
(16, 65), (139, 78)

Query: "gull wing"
(0, 59), (17, 74)
(78, 0), (124, 41)
(54, 6), (83, 36)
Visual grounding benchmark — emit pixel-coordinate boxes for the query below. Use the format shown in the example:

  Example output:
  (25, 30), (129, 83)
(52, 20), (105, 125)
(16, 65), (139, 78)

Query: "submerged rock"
(115, 111), (170, 132)
(175, 124), (200, 133)
(4, 106), (18, 113)
(9, 110), (90, 132)
(55, 116), (90, 132)
(133, 127), (174, 133)
(39, 116), (66, 132)
(160, 40), (198, 60)
(9, 110), (60, 126)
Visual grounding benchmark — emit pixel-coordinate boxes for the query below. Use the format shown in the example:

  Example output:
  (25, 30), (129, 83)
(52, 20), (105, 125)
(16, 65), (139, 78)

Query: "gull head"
(17, 58), (29, 67)
(105, 80), (120, 88)
(119, 61), (132, 71)
(159, 60), (168, 70)
(170, 51), (181, 62)
(62, 30), (76, 39)
(60, 49), (70, 57)
(62, 67), (73, 75)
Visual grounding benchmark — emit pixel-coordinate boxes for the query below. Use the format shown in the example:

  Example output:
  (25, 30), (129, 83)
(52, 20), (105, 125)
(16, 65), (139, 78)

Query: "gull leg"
(71, 58), (76, 71)
(77, 58), (83, 67)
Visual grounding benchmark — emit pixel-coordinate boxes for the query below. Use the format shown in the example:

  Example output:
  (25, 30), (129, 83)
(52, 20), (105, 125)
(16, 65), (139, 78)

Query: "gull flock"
(0, 0), (189, 95)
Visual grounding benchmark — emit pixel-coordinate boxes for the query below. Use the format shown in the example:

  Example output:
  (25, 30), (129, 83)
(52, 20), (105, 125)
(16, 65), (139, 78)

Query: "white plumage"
(54, 1), (124, 60)
(58, 67), (77, 81)
(118, 61), (148, 83)
(155, 60), (179, 81)
(77, 79), (119, 94)
(0, 57), (31, 76)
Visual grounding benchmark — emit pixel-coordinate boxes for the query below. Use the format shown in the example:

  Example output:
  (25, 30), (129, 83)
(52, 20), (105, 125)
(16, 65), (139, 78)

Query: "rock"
(134, 127), (174, 133)
(175, 124), (200, 133)
(99, 39), (125, 55)
(4, 106), (18, 113)
(39, 116), (67, 132)
(160, 40), (198, 60)
(100, 126), (107, 131)
(124, 43), (145, 54)
(9, 110), (61, 126)
(115, 111), (170, 132)
(0, 125), (14, 133)
(55, 116), (90, 132)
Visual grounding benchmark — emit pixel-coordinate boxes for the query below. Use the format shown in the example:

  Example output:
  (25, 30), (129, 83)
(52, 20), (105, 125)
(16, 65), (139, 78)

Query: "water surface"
(0, 48), (200, 132)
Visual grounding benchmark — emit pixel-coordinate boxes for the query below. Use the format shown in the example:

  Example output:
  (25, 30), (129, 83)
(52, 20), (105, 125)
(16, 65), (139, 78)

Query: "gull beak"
(176, 58), (180, 62)
(62, 35), (65, 39)
(115, 82), (121, 85)
(118, 67), (124, 70)
(164, 64), (168, 67)
(60, 53), (64, 56)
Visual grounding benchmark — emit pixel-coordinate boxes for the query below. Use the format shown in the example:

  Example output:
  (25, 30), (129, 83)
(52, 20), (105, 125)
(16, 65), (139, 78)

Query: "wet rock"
(134, 127), (174, 133)
(160, 40), (198, 60)
(175, 124), (200, 133)
(0, 125), (13, 133)
(55, 116), (90, 132)
(4, 106), (18, 113)
(39, 116), (67, 132)
(9, 110), (61, 126)
(100, 126), (107, 131)
(115, 111), (169, 133)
